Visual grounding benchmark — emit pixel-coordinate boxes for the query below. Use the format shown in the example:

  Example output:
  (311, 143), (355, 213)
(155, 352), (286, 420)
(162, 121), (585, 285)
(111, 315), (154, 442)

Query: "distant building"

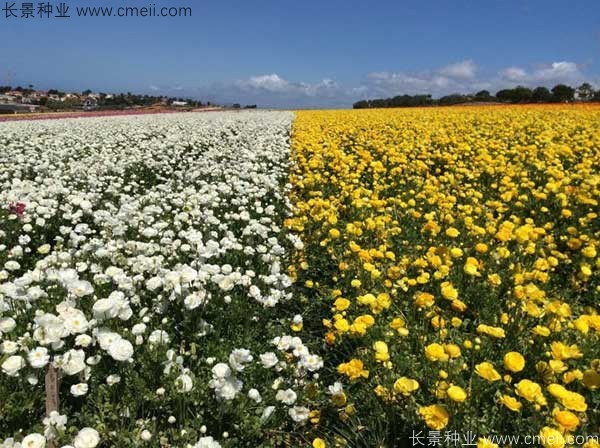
(172, 101), (188, 106)
(0, 103), (40, 114)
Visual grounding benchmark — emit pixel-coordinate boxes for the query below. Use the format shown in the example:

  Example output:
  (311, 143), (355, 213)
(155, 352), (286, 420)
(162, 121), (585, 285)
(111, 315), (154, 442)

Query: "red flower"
(8, 202), (26, 217)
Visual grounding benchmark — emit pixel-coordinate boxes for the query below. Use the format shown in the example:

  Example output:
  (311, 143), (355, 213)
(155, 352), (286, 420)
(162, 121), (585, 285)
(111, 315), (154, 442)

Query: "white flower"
(148, 330), (169, 345)
(59, 350), (86, 376)
(107, 338), (134, 362)
(106, 374), (121, 386)
(259, 352), (278, 368)
(2, 355), (25, 376)
(140, 430), (152, 441)
(73, 427), (100, 448)
(248, 388), (262, 403)
(275, 388), (297, 405)
(21, 433), (46, 448)
(288, 406), (310, 423)
(299, 354), (323, 372)
(70, 383), (89, 397)
(69, 280), (94, 297)
(75, 334), (92, 348)
(146, 276), (162, 291)
(92, 298), (118, 320)
(0, 340), (19, 355)
(184, 291), (207, 310)
(193, 436), (221, 448)
(175, 373), (193, 393)
(229, 348), (253, 372)
(211, 363), (231, 379)
(0, 317), (17, 333)
(260, 406), (276, 423)
(28, 347), (50, 369)
(63, 310), (89, 334)
(131, 323), (146, 335)
(4, 260), (20, 271)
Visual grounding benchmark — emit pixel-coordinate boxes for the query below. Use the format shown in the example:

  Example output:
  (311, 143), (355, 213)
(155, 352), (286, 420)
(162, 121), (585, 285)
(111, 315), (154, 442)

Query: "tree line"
(353, 83), (599, 109)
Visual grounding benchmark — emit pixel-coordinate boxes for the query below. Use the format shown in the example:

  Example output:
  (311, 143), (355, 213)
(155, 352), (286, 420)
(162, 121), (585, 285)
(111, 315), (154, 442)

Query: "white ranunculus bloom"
(0, 340), (19, 355)
(175, 373), (193, 393)
(21, 433), (46, 448)
(28, 347), (50, 368)
(2, 355), (26, 376)
(107, 338), (134, 362)
(59, 349), (86, 376)
(0, 317), (17, 333)
(73, 427), (100, 448)
(275, 388), (297, 405)
(70, 383), (89, 397)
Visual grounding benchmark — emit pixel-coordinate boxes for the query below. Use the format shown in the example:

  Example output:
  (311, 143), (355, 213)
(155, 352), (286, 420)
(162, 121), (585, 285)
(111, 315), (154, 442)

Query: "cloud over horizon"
(150, 60), (597, 108)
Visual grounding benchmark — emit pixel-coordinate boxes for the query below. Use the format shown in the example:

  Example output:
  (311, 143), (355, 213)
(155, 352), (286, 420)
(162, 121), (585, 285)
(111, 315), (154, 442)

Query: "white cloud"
(240, 74), (290, 93)
(150, 59), (595, 108)
(498, 61), (584, 86)
(499, 67), (527, 82)
(438, 60), (477, 79)
(363, 60), (479, 97)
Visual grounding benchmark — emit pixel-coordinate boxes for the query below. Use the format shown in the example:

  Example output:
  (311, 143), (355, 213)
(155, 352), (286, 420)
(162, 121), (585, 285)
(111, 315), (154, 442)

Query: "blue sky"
(2, 0), (599, 107)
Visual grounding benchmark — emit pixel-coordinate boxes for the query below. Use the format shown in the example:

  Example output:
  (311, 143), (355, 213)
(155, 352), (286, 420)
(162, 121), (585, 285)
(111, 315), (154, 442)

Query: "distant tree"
(576, 83), (594, 101)
(82, 89), (92, 96)
(551, 84), (575, 102)
(439, 94), (470, 105)
(475, 90), (492, 101)
(512, 86), (532, 103)
(594, 89), (600, 101)
(531, 86), (552, 103)
(495, 89), (513, 103)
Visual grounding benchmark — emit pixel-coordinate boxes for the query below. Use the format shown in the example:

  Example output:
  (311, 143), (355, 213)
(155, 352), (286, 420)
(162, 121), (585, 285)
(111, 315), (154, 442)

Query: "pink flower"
(8, 202), (26, 217)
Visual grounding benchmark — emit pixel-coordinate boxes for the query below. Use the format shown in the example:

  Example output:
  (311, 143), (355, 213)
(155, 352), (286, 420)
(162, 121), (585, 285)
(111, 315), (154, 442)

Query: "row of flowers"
(0, 111), (321, 447)
(286, 106), (600, 447)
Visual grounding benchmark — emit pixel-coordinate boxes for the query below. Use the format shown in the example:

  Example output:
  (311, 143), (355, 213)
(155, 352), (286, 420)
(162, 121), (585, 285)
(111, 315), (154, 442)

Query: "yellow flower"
(334, 318), (350, 333)
(414, 292), (435, 308)
(503, 352), (525, 372)
(313, 438), (326, 448)
(499, 394), (522, 412)
(418, 404), (449, 430)
(444, 344), (461, 359)
(446, 227), (460, 238)
(464, 257), (481, 276)
(475, 362), (501, 382)
(538, 426), (565, 448)
(446, 385), (467, 403)
(393, 377), (419, 395)
(373, 341), (390, 362)
(554, 409), (579, 431)
(440, 282), (458, 300)
(337, 359), (369, 380)
(515, 379), (545, 404)
(477, 324), (506, 338)
(477, 438), (499, 448)
(334, 298), (350, 311)
(425, 343), (449, 362)
(551, 342), (582, 360)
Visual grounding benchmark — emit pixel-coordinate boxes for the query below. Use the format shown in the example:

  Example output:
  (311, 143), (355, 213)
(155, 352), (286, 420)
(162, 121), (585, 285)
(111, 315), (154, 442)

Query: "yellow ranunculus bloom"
(418, 404), (449, 430)
(425, 343), (449, 362)
(475, 362), (501, 382)
(499, 394), (522, 412)
(503, 352), (525, 372)
(393, 377), (419, 395)
(446, 385), (467, 403)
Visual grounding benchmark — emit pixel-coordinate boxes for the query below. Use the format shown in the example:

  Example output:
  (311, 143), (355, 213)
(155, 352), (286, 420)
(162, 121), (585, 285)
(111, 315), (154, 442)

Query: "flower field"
(1, 106), (600, 447)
